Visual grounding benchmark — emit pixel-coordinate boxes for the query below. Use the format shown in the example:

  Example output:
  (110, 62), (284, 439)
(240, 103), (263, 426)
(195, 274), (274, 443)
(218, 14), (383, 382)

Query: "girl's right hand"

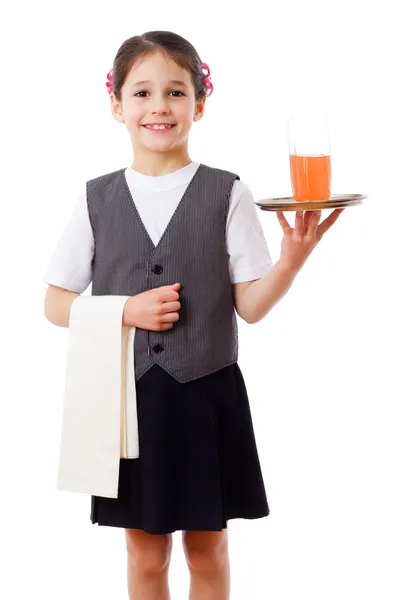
(124, 283), (181, 331)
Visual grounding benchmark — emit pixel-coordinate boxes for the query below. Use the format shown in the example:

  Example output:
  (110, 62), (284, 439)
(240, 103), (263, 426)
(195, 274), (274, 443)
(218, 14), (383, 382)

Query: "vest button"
(152, 264), (163, 275)
(153, 343), (164, 354)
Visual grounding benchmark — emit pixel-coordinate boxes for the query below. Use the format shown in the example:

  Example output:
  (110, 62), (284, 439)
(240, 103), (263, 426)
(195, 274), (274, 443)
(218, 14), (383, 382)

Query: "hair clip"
(105, 69), (113, 94)
(201, 62), (214, 96)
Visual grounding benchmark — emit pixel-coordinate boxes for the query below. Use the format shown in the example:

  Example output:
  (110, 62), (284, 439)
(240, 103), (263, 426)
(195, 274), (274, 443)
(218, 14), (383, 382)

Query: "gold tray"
(255, 193), (367, 212)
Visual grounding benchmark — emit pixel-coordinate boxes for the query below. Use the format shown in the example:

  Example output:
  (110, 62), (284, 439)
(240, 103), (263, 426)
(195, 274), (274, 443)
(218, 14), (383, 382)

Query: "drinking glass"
(288, 113), (331, 202)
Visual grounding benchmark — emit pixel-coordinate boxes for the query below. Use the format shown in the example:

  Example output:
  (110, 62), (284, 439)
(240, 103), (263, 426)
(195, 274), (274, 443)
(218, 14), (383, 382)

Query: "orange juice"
(289, 154), (331, 202)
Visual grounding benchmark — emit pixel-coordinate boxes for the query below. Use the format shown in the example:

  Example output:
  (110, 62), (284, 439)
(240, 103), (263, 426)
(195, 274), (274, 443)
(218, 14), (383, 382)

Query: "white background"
(1, 0), (399, 598)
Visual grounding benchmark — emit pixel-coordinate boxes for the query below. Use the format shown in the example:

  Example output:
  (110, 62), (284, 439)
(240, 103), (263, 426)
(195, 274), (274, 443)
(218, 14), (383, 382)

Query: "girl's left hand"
(276, 208), (344, 272)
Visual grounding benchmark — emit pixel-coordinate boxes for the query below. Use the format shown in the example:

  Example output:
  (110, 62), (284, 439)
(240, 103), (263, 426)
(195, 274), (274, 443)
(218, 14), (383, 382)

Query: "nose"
(150, 93), (170, 115)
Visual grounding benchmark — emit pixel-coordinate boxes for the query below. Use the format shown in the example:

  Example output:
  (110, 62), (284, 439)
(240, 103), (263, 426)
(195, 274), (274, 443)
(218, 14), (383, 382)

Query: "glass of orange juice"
(288, 113), (331, 202)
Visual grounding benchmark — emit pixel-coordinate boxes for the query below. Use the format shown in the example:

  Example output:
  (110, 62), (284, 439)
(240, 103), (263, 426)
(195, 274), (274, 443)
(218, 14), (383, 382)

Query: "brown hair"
(109, 31), (212, 102)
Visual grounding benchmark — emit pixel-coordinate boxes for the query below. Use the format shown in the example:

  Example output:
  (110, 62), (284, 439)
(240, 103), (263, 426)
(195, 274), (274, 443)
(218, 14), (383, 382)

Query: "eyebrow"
(130, 79), (189, 89)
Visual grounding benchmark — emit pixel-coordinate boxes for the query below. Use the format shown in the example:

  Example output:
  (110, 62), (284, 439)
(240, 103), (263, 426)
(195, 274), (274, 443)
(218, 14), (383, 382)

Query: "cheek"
(132, 109), (145, 125)
(174, 104), (195, 126)
(123, 102), (144, 125)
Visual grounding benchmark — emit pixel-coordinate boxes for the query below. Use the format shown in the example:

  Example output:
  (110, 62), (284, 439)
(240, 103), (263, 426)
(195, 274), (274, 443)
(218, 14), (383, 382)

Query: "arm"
(44, 284), (136, 328)
(233, 258), (298, 324)
(42, 192), (94, 328)
(233, 208), (345, 324)
(44, 285), (80, 328)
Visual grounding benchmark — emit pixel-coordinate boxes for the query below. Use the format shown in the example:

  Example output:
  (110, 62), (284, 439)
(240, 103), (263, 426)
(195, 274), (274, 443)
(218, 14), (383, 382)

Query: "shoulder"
(230, 178), (250, 199)
(86, 167), (126, 194)
(199, 162), (240, 182)
(228, 179), (257, 215)
(85, 167), (127, 212)
(199, 164), (258, 213)
(199, 163), (243, 209)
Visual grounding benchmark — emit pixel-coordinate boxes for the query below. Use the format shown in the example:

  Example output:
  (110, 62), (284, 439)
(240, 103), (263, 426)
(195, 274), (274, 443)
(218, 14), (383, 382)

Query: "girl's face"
(111, 51), (206, 155)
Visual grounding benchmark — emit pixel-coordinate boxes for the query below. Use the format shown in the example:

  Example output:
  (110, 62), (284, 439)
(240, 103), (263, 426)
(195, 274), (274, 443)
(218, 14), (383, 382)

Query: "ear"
(110, 94), (125, 124)
(193, 97), (207, 122)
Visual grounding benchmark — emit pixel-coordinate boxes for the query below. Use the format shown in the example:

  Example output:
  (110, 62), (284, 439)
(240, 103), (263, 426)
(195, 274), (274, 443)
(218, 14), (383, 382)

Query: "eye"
(134, 90), (184, 98)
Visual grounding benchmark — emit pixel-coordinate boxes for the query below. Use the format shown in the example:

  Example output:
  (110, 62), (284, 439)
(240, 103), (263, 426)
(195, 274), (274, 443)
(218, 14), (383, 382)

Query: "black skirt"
(90, 362), (270, 535)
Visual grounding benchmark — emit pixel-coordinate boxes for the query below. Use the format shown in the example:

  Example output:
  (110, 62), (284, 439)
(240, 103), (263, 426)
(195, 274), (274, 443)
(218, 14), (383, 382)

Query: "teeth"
(145, 124), (173, 130)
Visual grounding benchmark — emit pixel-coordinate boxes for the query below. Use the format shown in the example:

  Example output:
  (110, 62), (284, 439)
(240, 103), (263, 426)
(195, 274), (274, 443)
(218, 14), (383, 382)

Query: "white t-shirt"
(42, 161), (273, 293)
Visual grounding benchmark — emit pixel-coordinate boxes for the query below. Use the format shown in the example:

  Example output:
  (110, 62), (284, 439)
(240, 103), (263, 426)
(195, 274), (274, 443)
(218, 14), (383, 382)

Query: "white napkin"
(57, 295), (138, 498)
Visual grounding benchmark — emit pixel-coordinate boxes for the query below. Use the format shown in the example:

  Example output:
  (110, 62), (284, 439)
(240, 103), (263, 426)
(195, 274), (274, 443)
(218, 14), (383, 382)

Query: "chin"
(146, 146), (174, 153)
(146, 139), (182, 151)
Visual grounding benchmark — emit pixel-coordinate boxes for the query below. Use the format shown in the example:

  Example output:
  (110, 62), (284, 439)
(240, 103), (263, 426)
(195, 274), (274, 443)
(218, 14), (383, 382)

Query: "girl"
(43, 30), (343, 600)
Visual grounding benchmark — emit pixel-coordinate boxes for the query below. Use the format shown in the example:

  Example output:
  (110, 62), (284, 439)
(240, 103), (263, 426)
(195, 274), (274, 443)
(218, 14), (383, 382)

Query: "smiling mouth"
(142, 124), (177, 131)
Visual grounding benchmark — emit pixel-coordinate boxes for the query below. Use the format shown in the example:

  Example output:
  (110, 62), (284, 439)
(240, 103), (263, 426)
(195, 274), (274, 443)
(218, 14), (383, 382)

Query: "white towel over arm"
(56, 295), (138, 499)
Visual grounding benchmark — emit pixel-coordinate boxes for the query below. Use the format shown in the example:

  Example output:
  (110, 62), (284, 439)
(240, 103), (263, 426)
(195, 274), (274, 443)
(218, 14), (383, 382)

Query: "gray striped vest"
(86, 163), (240, 383)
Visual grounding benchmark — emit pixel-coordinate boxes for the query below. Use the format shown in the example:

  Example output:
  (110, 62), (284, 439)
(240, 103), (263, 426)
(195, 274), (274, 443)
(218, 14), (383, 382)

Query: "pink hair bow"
(105, 69), (113, 94)
(201, 62), (214, 96)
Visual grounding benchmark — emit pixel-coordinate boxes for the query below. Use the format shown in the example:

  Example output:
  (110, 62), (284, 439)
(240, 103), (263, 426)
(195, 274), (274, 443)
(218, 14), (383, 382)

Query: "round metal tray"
(255, 193), (367, 212)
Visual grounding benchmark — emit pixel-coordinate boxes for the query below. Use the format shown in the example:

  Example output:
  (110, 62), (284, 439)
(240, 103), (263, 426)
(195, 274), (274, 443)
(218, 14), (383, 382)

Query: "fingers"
(160, 300), (181, 325)
(161, 311), (180, 323)
(304, 210), (316, 230)
(157, 282), (181, 292)
(278, 209), (319, 237)
(294, 210), (304, 237)
(161, 290), (180, 302)
(317, 208), (344, 238)
(305, 210), (322, 237)
(276, 211), (291, 233)
(278, 207), (341, 239)
(292, 208), (340, 240)
(162, 301), (181, 313)
(277, 209), (318, 237)
(158, 285), (181, 302)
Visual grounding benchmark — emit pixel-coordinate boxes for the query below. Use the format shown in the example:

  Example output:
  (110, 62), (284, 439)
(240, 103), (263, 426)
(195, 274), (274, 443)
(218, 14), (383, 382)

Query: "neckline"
(122, 163), (203, 255)
(125, 161), (200, 192)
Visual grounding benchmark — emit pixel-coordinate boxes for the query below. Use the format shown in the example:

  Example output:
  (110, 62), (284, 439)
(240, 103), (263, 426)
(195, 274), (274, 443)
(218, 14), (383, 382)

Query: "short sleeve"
(41, 191), (95, 293)
(227, 180), (273, 283)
